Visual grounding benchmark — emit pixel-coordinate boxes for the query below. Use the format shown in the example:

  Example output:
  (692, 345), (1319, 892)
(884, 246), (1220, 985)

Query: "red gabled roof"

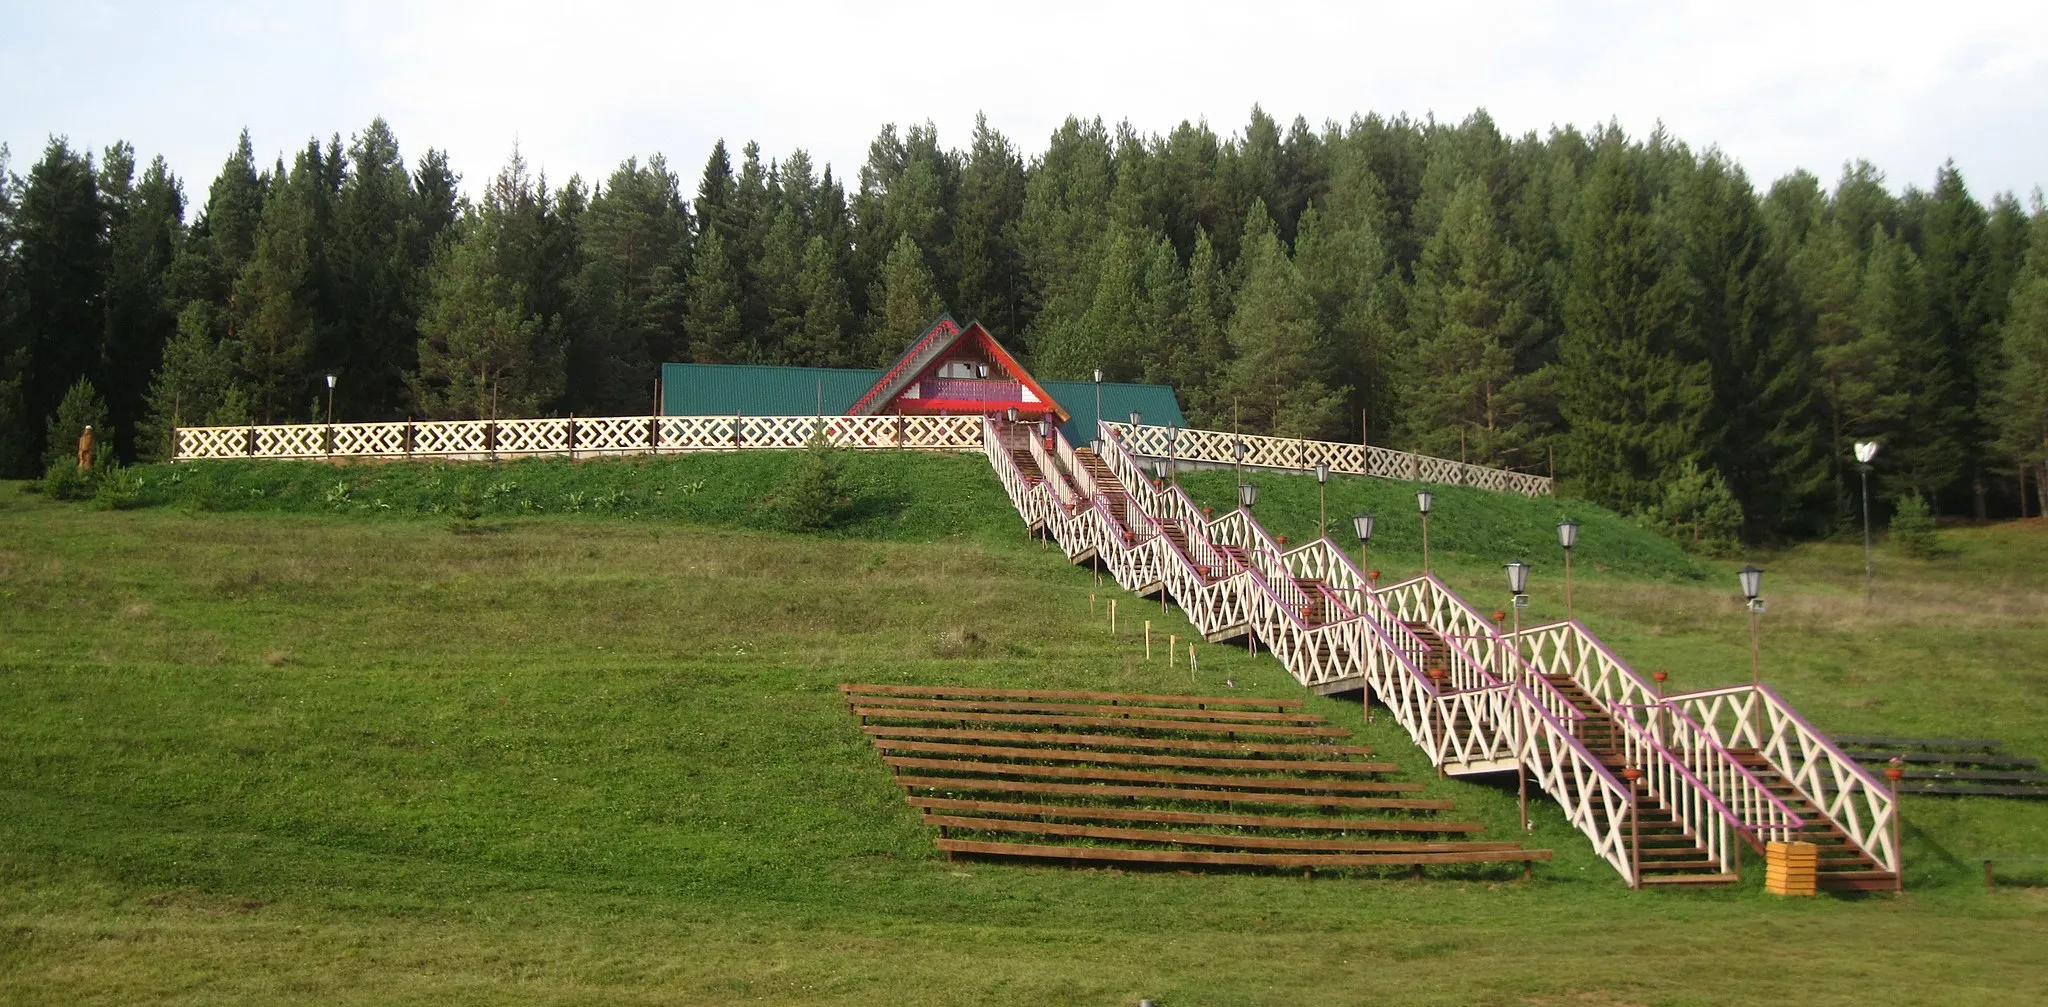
(848, 316), (1067, 421)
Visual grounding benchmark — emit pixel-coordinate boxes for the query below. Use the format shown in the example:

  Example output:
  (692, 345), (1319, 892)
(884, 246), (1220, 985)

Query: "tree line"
(1, 108), (2045, 542)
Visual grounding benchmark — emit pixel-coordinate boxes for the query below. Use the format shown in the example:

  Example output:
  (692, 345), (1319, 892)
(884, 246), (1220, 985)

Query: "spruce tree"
(235, 149), (324, 422)
(6, 139), (106, 474)
(1992, 203), (2048, 516)
(1555, 142), (1709, 514)
(410, 214), (555, 419)
(1174, 229), (1234, 426)
(571, 156), (689, 410)
(1863, 227), (1960, 498)
(1016, 117), (1114, 371)
(139, 302), (247, 458)
(1399, 178), (1530, 467)
(755, 204), (806, 362)
(331, 118), (418, 419)
(100, 148), (185, 461)
(684, 226), (743, 364)
(872, 234), (946, 362)
(1913, 162), (1993, 512)
(795, 234), (854, 367)
(1223, 224), (1346, 438)
(951, 114), (1026, 341)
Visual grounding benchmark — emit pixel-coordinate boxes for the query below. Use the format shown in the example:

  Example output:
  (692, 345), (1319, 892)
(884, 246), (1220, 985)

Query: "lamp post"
(1738, 564), (1765, 684)
(1093, 368), (1103, 444)
(1556, 519), (1580, 619)
(1352, 512), (1375, 582)
(1167, 423), (1179, 485)
(1505, 559), (1532, 832)
(1316, 462), (1330, 539)
(1855, 441), (1879, 604)
(324, 374), (337, 456)
(1238, 482), (1258, 512)
(1004, 406), (1019, 425)
(1129, 410), (1141, 433)
(1417, 490), (1435, 575)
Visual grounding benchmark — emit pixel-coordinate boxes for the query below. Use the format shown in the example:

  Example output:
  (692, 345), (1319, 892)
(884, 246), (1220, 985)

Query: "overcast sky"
(4, 0), (2044, 209)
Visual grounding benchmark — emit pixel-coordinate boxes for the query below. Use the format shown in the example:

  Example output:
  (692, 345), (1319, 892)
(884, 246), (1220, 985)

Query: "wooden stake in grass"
(1169, 634), (1177, 667)
(1089, 592), (1096, 616)
(1145, 621), (1152, 660)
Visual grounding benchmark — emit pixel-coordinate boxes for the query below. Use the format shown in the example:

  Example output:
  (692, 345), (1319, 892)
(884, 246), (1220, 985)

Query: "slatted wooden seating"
(861, 725), (1375, 757)
(845, 682), (1549, 875)
(1843, 737), (2047, 799)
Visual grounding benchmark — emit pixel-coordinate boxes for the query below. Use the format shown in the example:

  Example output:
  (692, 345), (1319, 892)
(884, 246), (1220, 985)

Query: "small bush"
(1888, 495), (1943, 558)
(42, 458), (97, 501)
(91, 465), (144, 510)
(1637, 460), (1743, 558)
(776, 433), (850, 532)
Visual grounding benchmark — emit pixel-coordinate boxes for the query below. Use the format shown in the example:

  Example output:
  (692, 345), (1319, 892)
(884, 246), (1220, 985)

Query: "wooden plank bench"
(862, 725), (1374, 756)
(1834, 736), (2002, 752)
(851, 707), (1350, 737)
(893, 775), (1454, 810)
(841, 683), (1302, 709)
(919, 815), (1522, 853)
(1845, 750), (2040, 769)
(934, 839), (1552, 868)
(848, 695), (1330, 724)
(905, 797), (1486, 833)
(879, 756), (1425, 792)
(870, 738), (1392, 773)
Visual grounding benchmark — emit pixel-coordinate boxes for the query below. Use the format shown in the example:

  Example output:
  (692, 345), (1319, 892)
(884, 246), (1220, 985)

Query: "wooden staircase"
(1540, 674), (1737, 886)
(1725, 749), (1898, 890)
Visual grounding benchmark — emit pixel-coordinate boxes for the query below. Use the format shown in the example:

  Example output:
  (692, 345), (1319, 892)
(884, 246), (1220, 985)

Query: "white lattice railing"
(979, 419), (1886, 887)
(1668, 684), (1899, 875)
(174, 414), (985, 461)
(1106, 422), (1554, 497)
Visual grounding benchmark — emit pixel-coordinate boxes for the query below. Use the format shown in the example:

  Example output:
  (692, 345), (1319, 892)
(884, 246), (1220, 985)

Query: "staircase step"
(1640, 873), (1741, 886)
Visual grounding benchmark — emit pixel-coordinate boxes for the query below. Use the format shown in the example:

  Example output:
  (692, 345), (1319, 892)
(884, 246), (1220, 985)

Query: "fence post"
(568, 415), (577, 461)
(649, 414), (660, 455)
(246, 423), (257, 457)
(734, 412), (743, 449)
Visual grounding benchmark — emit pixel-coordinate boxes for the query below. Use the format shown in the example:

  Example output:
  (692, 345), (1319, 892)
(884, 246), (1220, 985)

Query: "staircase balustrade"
(1668, 684), (1900, 874)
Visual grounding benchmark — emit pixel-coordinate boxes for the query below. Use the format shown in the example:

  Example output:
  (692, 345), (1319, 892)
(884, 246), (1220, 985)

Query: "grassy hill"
(2, 459), (2045, 1005)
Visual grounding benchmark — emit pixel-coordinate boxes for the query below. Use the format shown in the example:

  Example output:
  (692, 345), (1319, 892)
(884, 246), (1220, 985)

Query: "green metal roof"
(1042, 380), (1186, 443)
(658, 363), (1187, 447)
(661, 363), (883, 417)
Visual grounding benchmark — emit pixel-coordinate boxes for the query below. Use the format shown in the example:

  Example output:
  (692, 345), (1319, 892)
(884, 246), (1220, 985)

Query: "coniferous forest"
(3, 109), (2047, 544)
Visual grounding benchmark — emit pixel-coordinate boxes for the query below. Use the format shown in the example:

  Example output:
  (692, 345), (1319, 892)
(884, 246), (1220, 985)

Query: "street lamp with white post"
(1353, 512), (1375, 577)
(1316, 462), (1330, 539)
(1738, 565), (1765, 683)
(1855, 441), (1879, 602)
(1557, 519), (1580, 619)
(1505, 559), (1532, 829)
(1093, 368), (1103, 444)
(1417, 490), (1435, 575)
(324, 374), (337, 456)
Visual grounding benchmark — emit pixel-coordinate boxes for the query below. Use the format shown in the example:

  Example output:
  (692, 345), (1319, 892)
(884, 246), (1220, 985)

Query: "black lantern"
(1129, 410), (1141, 429)
(1004, 406), (1020, 424)
(1353, 512), (1375, 541)
(1416, 490), (1434, 515)
(1239, 482), (1258, 510)
(1556, 519), (1579, 550)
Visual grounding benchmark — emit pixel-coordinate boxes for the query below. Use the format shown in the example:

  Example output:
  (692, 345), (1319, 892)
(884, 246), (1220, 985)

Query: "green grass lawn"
(3, 459), (2046, 1005)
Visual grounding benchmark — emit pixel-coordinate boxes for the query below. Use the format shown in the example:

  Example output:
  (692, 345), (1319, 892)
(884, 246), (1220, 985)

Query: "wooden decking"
(843, 683), (1549, 875)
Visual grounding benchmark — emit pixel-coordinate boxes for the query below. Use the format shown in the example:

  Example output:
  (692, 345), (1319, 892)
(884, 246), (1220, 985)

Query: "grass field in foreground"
(2, 468), (2046, 1006)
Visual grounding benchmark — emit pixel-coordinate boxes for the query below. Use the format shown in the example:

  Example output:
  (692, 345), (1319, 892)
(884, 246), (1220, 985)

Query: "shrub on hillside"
(1888, 495), (1944, 558)
(1636, 460), (1743, 557)
(776, 433), (850, 532)
(41, 457), (98, 501)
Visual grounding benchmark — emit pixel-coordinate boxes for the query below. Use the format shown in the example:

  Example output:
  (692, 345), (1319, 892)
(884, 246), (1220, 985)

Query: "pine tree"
(1399, 178), (1530, 467)
(755, 204), (806, 362)
(872, 234), (945, 362)
(1680, 155), (1828, 539)
(951, 114), (1026, 342)
(1295, 154), (1399, 445)
(570, 155), (689, 410)
(794, 235), (854, 367)
(1914, 162), (1994, 513)
(409, 214), (555, 419)
(1173, 229), (1234, 425)
(684, 226), (742, 364)
(1223, 224), (1346, 438)
(138, 301), (247, 458)
(331, 118), (419, 419)
(1992, 202), (2048, 516)
(234, 154), (321, 422)
(1016, 117), (1114, 371)
(43, 376), (108, 471)
(4, 139), (106, 475)
(1555, 142), (1709, 514)
(1799, 221), (1905, 509)
(100, 147), (185, 461)
(1863, 227), (1960, 498)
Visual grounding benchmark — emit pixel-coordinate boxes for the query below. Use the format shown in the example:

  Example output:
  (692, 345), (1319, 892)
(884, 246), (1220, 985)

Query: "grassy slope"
(2, 460), (2045, 1005)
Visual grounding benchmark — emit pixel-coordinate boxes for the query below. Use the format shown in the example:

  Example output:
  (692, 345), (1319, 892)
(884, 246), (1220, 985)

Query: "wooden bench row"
(881, 756), (1423, 793)
(905, 797), (1485, 833)
(851, 707), (1349, 737)
(921, 814), (1521, 853)
(935, 839), (1552, 868)
(871, 738), (1392, 773)
(847, 694), (1328, 724)
(862, 725), (1374, 756)
(841, 682), (1302, 710)
(1847, 750), (2040, 769)
(894, 775), (1453, 810)
(1834, 736), (2002, 752)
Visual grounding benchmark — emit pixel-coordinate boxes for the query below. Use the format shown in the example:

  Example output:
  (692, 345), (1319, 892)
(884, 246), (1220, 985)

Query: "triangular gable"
(847, 316), (1068, 421)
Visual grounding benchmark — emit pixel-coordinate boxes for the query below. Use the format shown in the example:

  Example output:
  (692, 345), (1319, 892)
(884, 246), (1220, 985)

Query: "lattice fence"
(172, 414), (984, 461)
(1110, 422), (1553, 497)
